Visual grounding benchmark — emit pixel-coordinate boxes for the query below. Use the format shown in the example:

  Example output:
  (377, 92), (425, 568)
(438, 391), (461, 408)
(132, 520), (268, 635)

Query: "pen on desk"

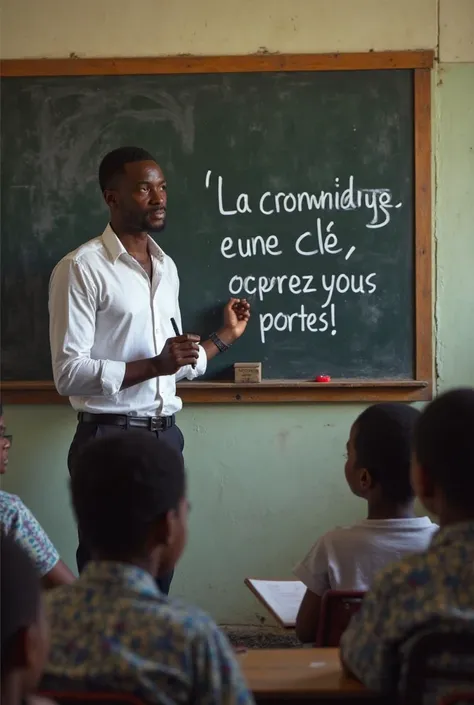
(170, 317), (196, 369)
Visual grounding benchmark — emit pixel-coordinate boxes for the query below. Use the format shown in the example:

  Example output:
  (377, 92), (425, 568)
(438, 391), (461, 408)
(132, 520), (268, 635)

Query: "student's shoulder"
(0, 489), (22, 508)
(371, 547), (433, 597)
(0, 490), (29, 525)
(165, 598), (222, 631)
(163, 598), (230, 646)
(317, 523), (362, 547)
(44, 582), (71, 610)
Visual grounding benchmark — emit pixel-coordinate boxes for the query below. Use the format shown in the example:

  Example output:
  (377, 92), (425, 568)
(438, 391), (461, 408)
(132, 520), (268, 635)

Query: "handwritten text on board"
(205, 171), (402, 344)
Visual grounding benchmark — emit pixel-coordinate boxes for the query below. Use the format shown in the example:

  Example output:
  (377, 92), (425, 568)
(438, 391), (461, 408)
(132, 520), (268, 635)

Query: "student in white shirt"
(48, 146), (250, 593)
(294, 403), (438, 644)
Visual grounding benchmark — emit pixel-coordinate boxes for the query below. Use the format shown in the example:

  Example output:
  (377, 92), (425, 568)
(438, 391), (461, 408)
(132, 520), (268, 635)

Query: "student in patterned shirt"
(294, 403), (437, 643)
(1, 535), (54, 705)
(43, 431), (254, 705)
(0, 404), (75, 588)
(341, 388), (474, 694)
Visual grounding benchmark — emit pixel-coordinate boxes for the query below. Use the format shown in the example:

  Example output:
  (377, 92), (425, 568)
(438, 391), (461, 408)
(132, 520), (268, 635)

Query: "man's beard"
(145, 216), (166, 234)
(123, 210), (167, 234)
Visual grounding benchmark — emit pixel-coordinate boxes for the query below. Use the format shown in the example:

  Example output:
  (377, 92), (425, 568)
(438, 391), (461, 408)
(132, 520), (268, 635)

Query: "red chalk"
(315, 375), (331, 383)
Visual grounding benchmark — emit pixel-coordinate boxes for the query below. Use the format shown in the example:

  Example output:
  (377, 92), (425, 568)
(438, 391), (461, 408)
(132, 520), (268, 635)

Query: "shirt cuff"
(100, 360), (126, 396)
(178, 345), (207, 381)
(195, 345), (207, 376)
(39, 550), (61, 578)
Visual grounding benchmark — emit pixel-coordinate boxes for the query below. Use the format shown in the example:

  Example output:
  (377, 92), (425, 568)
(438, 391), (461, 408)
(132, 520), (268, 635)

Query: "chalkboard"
(0, 54), (432, 400)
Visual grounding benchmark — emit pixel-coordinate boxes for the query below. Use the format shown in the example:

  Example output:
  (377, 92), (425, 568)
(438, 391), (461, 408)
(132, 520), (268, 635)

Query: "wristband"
(210, 332), (231, 354)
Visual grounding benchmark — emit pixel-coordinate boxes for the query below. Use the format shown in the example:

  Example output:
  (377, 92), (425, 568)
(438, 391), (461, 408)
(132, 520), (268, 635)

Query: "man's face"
(105, 160), (168, 234)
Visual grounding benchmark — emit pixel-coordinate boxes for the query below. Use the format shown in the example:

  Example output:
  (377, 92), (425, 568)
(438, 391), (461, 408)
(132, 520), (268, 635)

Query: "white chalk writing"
(203, 168), (402, 347)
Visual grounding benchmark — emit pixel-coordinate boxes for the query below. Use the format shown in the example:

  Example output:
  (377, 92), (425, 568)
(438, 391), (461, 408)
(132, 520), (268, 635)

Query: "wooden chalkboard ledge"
(0, 380), (430, 405)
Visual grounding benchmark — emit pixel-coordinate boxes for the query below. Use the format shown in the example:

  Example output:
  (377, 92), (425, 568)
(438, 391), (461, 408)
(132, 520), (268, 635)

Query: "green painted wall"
(435, 64), (474, 391)
(2, 63), (474, 624)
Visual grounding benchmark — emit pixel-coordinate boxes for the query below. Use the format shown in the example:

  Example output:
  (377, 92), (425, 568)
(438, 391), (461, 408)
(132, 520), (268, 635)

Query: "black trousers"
(67, 420), (185, 596)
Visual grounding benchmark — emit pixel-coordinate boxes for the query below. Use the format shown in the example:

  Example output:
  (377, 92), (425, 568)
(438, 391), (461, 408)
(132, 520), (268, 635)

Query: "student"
(44, 431), (254, 705)
(0, 404), (75, 588)
(341, 388), (474, 693)
(294, 403), (437, 643)
(1, 535), (54, 705)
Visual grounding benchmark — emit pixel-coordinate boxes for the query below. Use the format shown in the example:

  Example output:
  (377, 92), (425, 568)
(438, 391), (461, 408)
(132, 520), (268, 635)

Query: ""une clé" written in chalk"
(205, 170), (402, 344)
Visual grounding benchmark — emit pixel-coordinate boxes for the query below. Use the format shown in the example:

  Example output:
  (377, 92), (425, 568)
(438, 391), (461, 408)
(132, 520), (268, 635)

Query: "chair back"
(400, 622), (474, 705)
(314, 589), (365, 647)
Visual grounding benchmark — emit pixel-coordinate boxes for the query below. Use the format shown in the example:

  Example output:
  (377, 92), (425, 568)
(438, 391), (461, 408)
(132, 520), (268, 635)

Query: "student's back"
(303, 516), (436, 593)
(44, 432), (253, 705)
(341, 389), (474, 699)
(294, 403), (437, 643)
(46, 562), (248, 703)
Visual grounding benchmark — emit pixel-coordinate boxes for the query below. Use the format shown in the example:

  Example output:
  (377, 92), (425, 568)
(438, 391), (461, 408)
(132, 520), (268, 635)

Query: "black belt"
(78, 412), (175, 432)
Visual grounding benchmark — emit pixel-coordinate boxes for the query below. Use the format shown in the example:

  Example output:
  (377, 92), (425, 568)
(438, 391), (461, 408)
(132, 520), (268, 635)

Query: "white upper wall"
(439, 0), (474, 62)
(0, 0), (472, 61)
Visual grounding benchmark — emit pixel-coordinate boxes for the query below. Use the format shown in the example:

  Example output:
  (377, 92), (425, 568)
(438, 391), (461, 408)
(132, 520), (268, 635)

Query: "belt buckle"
(149, 417), (160, 432)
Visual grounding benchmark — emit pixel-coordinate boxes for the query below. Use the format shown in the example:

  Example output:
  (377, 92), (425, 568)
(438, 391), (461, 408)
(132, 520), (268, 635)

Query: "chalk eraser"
(315, 375), (331, 383)
(234, 362), (262, 384)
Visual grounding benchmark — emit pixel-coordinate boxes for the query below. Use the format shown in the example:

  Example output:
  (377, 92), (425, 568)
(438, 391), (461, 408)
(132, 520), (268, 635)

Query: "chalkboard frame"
(0, 51), (433, 404)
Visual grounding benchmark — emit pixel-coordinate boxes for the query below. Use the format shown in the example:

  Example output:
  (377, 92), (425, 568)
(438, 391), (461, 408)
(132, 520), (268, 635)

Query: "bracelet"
(210, 332), (231, 354)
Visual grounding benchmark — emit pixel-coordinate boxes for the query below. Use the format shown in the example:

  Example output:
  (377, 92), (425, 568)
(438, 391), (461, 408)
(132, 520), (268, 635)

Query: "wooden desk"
(239, 648), (383, 703)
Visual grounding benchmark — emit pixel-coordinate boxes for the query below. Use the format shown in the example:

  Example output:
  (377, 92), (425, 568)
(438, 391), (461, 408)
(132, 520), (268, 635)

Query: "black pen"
(170, 317), (196, 369)
(170, 317), (180, 337)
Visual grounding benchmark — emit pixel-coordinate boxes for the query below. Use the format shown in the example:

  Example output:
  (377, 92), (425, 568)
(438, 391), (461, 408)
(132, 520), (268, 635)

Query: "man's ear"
(148, 511), (178, 549)
(360, 468), (373, 490)
(103, 189), (118, 209)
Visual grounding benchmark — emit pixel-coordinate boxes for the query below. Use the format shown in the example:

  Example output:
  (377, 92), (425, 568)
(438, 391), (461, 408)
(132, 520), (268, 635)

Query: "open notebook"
(245, 578), (306, 628)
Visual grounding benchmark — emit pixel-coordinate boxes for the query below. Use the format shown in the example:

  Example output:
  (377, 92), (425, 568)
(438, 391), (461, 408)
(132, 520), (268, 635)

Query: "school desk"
(239, 648), (385, 704)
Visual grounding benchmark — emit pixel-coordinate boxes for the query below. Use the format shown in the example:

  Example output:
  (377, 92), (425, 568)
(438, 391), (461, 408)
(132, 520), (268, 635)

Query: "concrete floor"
(223, 625), (301, 649)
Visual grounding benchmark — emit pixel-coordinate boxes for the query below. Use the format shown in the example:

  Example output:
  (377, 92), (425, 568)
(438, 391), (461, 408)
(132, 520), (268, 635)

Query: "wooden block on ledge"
(234, 362), (262, 384)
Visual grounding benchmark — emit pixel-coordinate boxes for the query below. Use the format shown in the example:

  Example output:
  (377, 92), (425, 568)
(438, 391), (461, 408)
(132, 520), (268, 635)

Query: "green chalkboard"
(1, 69), (415, 382)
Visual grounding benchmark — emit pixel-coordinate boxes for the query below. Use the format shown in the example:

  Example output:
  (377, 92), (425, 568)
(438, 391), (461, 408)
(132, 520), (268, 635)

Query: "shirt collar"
(101, 223), (165, 264)
(430, 520), (474, 549)
(79, 560), (161, 598)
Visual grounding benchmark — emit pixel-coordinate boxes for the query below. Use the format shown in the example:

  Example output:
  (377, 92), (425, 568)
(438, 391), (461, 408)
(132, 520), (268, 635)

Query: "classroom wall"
(1, 0), (474, 624)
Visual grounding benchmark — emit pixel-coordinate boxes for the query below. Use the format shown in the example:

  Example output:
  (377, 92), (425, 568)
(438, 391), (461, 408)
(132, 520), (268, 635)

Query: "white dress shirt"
(49, 224), (207, 416)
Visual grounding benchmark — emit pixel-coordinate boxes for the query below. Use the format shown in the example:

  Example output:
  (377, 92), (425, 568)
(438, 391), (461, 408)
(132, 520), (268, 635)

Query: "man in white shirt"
(49, 146), (250, 592)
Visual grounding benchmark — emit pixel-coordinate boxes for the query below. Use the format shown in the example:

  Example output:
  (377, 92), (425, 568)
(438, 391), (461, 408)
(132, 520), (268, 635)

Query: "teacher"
(49, 146), (250, 593)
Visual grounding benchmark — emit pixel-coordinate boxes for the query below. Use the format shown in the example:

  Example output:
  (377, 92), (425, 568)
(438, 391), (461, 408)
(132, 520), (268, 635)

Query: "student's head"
(98, 146), (167, 234)
(1, 536), (50, 701)
(345, 403), (420, 505)
(412, 388), (474, 522)
(0, 402), (12, 474)
(71, 431), (187, 576)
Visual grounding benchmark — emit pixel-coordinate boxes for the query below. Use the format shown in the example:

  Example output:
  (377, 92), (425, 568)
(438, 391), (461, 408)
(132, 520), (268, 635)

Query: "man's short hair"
(71, 431), (186, 557)
(353, 403), (421, 503)
(1, 535), (41, 674)
(415, 388), (474, 511)
(98, 146), (156, 192)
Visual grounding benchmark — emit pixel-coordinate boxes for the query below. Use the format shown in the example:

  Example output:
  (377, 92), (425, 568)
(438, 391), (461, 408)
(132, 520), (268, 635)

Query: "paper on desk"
(246, 579), (306, 627)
